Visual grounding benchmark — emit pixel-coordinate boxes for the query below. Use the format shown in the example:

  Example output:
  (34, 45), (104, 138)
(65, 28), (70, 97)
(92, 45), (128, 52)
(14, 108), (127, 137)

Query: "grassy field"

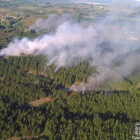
(0, 8), (10, 12)
(29, 97), (51, 107)
(20, 15), (47, 26)
(18, 6), (39, 10)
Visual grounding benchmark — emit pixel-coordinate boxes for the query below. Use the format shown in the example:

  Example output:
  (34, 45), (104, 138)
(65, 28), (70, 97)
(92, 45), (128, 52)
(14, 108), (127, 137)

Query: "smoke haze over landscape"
(29, 13), (73, 32)
(1, 0), (140, 91)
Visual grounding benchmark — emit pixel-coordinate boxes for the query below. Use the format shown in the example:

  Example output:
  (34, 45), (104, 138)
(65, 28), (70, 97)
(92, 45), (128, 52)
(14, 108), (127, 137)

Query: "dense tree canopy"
(0, 54), (139, 140)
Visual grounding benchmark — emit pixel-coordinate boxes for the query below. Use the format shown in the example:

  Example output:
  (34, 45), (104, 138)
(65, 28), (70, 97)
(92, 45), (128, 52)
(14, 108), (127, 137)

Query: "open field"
(0, 8), (10, 12)
(18, 6), (39, 10)
(29, 97), (51, 107)
(20, 15), (47, 26)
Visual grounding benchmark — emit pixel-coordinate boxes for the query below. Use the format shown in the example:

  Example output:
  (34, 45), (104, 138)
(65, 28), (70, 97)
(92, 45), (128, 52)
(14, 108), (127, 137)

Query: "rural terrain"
(0, 0), (140, 140)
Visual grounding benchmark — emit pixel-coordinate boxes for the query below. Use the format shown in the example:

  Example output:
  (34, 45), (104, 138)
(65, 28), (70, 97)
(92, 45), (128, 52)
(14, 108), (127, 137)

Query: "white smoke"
(1, 22), (100, 68)
(1, 0), (140, 91)
(29, 13), (73, 32)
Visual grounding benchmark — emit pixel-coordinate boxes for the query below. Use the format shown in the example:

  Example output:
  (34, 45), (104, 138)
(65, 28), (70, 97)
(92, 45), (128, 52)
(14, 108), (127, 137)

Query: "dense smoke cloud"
(112, 0), (139, 9)
(29, 13), (73, 32)
(1, 0), (140, 91)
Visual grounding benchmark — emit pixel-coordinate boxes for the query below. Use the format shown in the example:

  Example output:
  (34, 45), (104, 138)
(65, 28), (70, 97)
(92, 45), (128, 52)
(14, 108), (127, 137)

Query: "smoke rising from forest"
(29, 13), (74, 32)
(1, 0), (140, 91)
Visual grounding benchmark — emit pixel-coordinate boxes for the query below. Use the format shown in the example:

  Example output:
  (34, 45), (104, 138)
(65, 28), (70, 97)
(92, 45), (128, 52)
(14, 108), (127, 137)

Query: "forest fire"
(69, 91), (79, 96)
(0, 53), (7, 58)
(68, 89), (87, 96)
(0, 53), (27, 59)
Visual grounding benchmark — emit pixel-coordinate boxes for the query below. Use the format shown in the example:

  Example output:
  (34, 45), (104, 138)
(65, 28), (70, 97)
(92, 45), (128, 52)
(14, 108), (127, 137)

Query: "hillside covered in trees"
(0, 55), (140, 140)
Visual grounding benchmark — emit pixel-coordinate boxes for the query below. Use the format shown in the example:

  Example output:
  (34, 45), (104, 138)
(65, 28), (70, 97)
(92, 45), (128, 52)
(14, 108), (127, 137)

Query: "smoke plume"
(1, 0), (140, 91)
(29, 13), (73, 32)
